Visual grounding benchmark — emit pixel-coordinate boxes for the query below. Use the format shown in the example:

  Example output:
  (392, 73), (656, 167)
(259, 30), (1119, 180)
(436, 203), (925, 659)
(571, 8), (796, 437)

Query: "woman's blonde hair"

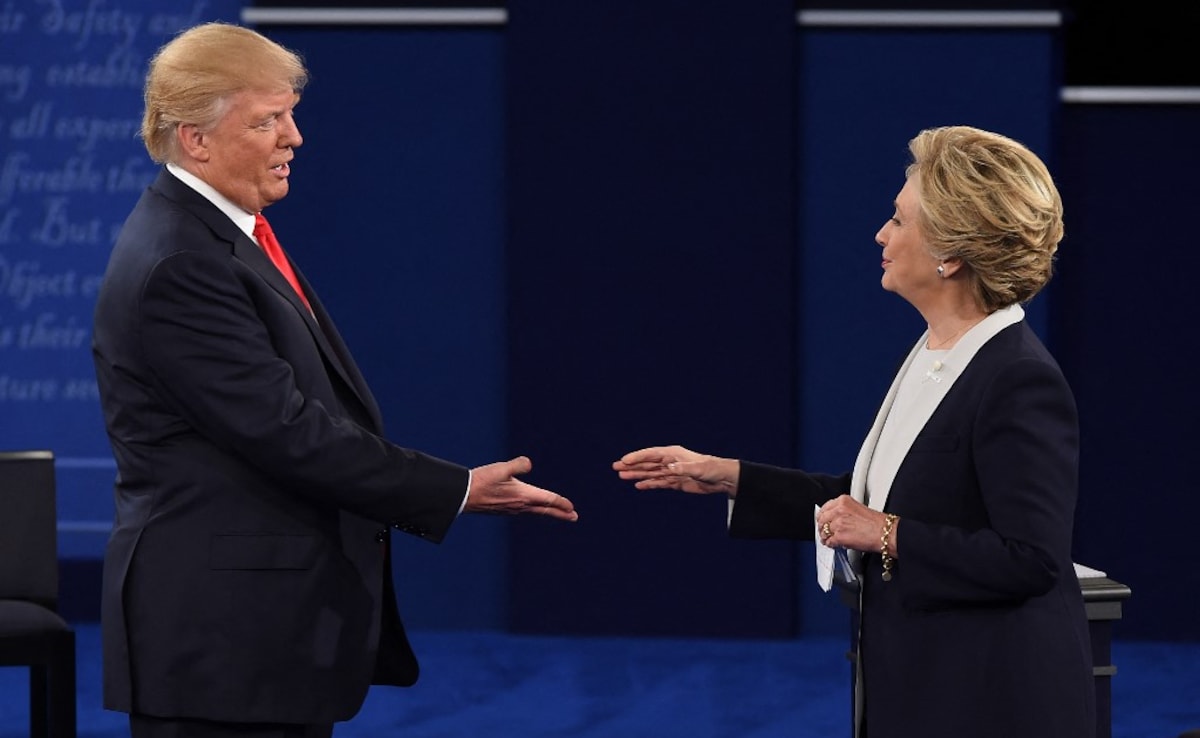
(141, 22), (309, 164)
(907, 125), (1063, 312)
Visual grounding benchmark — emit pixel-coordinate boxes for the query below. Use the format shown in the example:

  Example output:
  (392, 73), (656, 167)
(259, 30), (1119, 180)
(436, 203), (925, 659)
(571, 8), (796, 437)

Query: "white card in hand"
(815, 505), (834, 592)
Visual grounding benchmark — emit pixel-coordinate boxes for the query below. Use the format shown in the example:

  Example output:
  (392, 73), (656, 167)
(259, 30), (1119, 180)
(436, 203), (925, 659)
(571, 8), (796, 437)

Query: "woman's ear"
(938, 257), (965, 279)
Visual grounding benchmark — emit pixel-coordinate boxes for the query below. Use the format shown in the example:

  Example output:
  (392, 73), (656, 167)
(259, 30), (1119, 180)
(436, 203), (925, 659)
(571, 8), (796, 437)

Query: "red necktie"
(253, 213), (312, 311)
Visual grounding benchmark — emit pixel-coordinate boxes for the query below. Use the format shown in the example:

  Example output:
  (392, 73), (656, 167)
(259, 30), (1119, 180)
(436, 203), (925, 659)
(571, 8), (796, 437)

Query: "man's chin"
(263, 184), (291, 208)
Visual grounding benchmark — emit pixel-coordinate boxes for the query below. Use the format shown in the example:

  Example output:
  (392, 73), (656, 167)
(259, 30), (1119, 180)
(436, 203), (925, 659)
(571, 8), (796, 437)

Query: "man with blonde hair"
(92, 22), (578, 738)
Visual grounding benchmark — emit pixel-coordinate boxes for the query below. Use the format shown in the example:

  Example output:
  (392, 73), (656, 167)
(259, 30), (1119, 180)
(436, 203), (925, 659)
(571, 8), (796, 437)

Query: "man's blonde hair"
(141, 22), (308, 164)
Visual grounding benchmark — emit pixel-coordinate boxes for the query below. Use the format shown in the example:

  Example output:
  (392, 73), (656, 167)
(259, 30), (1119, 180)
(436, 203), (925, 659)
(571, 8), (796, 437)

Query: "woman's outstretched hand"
(612, 445), (740, 496)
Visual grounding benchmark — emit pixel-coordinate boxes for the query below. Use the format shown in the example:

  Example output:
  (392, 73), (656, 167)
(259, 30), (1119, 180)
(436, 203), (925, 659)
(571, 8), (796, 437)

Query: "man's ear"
(177, 123), (209, 162)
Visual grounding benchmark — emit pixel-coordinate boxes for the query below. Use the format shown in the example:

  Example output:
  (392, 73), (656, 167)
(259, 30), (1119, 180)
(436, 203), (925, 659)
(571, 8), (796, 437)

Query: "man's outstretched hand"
(464, 456), (578, 522)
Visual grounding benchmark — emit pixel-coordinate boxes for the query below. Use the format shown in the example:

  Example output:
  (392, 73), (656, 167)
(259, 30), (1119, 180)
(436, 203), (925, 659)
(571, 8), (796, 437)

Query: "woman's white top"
(854, 303), (1025, 513)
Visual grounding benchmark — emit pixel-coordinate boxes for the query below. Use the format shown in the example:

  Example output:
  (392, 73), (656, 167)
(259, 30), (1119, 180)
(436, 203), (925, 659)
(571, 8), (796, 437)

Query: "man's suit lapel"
(291, 267), (386, 431)
(232, 230), (385, 431)
(150, 170), (384, 430)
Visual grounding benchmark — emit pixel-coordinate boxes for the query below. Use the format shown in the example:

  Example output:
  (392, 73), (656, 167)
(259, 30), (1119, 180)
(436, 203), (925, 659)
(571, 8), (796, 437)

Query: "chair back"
(0, 450), (58, 610)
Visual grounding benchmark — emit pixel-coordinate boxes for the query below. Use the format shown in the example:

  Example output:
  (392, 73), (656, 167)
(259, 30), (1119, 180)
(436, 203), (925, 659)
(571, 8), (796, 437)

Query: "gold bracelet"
(880, 513), (898, 582)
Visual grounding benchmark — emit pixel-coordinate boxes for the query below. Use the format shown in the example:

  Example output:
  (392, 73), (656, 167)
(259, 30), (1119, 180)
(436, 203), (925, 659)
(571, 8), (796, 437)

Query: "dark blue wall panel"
(505, 0), (800, 638)
(1056, 103), (1200, 640)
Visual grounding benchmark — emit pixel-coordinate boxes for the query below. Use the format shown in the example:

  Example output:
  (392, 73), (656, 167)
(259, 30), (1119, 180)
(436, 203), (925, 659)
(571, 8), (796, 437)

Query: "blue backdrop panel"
(0, 0), (244, 563)
(1056, 103), (1200, 641)
(259, 25), (509, 630)
(794, 25), (1060, 634)
(505, 1), (799, 638)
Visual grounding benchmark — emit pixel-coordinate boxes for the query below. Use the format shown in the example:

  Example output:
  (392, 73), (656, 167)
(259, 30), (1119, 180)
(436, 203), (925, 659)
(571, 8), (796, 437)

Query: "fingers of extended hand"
(613, 447), (697, 482)
(533, 489), (578, 522)
(614, 467), (669, 484)
(614, 445), (691, 470)
(612, 457), (667, 472)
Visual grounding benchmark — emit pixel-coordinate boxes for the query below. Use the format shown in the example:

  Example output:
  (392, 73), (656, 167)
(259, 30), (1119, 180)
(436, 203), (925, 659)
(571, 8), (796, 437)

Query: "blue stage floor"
(2, 624), (1197, 737)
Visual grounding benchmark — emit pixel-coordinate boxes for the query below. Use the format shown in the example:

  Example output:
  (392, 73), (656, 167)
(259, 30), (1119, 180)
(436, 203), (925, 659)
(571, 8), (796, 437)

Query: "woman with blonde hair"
(615, 126), (1094, 738)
